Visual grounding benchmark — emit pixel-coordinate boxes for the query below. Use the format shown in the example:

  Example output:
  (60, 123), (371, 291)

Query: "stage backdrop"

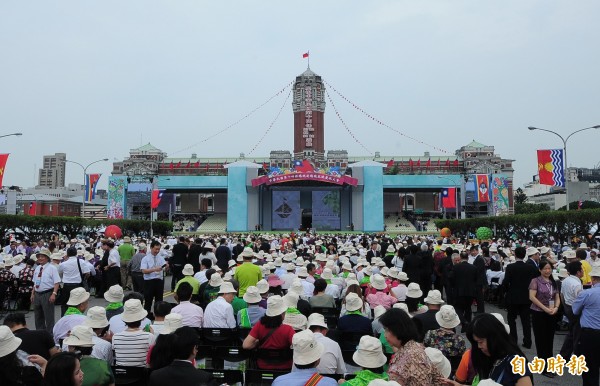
(272, 191), (301, 230)
(312, 190), (341, 230)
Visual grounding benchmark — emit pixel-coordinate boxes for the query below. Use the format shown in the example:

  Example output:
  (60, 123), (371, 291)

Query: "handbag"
(76, 257), (89, 291)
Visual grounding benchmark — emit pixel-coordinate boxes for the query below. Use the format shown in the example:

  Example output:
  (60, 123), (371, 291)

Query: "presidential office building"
(109, 67), (515, 233)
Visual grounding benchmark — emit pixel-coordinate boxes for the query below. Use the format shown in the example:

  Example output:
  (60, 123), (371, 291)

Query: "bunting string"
(169, 81), (293, 156)
(248, 87), (292, 155)
(324, 80), (452, 154)
(325, 89), (372, 155)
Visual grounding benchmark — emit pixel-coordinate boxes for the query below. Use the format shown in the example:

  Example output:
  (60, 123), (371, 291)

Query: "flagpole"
(308, 50), (310, 68)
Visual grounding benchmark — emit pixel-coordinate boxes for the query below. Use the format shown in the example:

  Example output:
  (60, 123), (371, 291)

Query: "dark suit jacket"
(171, 243), (189, 265)
(188, 244), (203, 272)
(452, 261), (478, 298)
(402, 254), (421, 285)
(366, 250), (380, 264)
(149, 360), (217, 386)
(525, 258), (541, 276)
(503, 261), (539, 305)
(472, 255), (487, 287)
(412, 308), (440, 338)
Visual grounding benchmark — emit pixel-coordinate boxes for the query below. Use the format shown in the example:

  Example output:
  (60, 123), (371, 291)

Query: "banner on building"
(107, 176), (127, 219)
(85, 173), (102, 202)
(272, 191), (301, 230)
(491, 174), (510, 215)
(312, 191), (341, 230)
(252, 160), (357, 187)
(537, 149), (565, 187)
(475, 174), (491, 202)
(151, 190), (165, 209)
(0, 154), (10, 187)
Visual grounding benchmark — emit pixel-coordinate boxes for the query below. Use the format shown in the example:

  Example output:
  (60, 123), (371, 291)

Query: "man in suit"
(471, 246), (487, 314)
(451, 251), (478, 331)
(365, 241), (380, 264)
(170, 237), (189, 291)
(149, 326), (217, 386)
(187, 239), (203, 273)
(215, 237), (232, 272)
(413, 289), (443, 340)
(503, 246), (538, 349)
(402, 245), (422, 289)
(525, 247), (542, 275)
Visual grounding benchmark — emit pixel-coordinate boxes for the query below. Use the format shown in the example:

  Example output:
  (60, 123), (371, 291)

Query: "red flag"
(169, 162), (174, 170)
(186, 161), (191, 168)
(445, 159), (450, 167)
(0, 154), (9, 187)
(28, 202), (37, 216)
(175, 161), (181, 168)
(151, 190), (164, 209)
(263, 162), (269, 169)
(437, 159), (441, 167)
(205, 163), (209, 171)
(453, 159), (459, 167)
(426, 159), (431, 168)
(442, 188), (456, 208)
(537, 149), (565, 187)
(302, 52), (309, 58)
(194, 161), (200, 168)
(409, 159), (414, 168)
(386, 159), (394, 168)
(416, 159), (421, 167)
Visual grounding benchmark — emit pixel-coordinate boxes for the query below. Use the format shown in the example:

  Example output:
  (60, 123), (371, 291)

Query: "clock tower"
(293, 67), (325, 161)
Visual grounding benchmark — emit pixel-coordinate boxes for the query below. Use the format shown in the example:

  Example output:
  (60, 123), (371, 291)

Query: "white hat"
(103, 285), (124, 303)
(370, 274), (387, 291)
(256, 279), (269, 294)
(406, 283), (423, 299)
(564, 250), (577, 260)
(342, 262), (352, 271)
(266, 295), (287, 317)
(477, 380), (502, 386)
(243, 286), (262, 303)
(540, 246), (551, 254)
(297, 267), (309, 278)
(373, 305), (386, 319)
(223, 271), (234, 281)
(425, 347), (451, 378)
(36, 248), (52, 259)
(218, 281), (237, 294)
(160, 313), (183, 335)
(227, 260), (236, 268)
(393, 302), (411, 317)
(64, 325), (95, 347)
(274, 257), (283, 267)
(242, 247), (254, 258)
(345, 292), (363, 312)
(0, 325), (22, 358)
(50, 253), (63, 261)
(491, 313), (510, 334)
(353, 335), (387, 368)
(289, 279), (304, 296)
(435, 305), (460, 329)
(307, 313), (328, 329)
(526, 247), (540, 256)
(292, 330), (324, 365)
(182, 264), (194, 276)
(283, 292), (299, 308)
(121, 299), (148, 323)
(558, 268), (569, 279)
(67, 287), (90, 306)
(84, 306), (109, 329)
(591, 266), (600, 278)
(321, 268), (333, 280)
(295, 257), (305, 267)
(367, 381), (402, 386)
(380, 267), (389, 276)
(209, 273), (224, 287)
(396, 271), (408, 281)
(424, 290), (445, 305)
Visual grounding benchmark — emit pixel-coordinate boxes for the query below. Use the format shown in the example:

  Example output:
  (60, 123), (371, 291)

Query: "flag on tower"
(85, 173), (102, 202)
(537, 149), (565, 187)
(151, 190), (165, 209)
(441, 188), (456, 208)
(28, 202), (37, 216)
(0, 154), (9, 187)
(386, 159), (394, 168)
(302, 52), (309, 58)
(426, 159), (431, 168)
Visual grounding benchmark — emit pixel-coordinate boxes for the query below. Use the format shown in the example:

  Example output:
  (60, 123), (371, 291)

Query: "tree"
(515, 202), (551, 215)
(514, 188), (528, 205)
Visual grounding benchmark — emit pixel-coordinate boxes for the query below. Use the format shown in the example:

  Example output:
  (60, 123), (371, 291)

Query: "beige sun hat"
(591, 266), (600, 278)
(367, 381), (402, 386)
(370, 274), (387, 291)
(292, 330), (324, 365)
(0, 326), (22, 358)
(425, 347), (451, 378)
(67, 287), (90, 306)
(218, 281), (237, 294)
(297, 267), (309, 278)
(121, 299), (148, 323)
(491, 313), (510, 334)
(353, 335), (387, 368)
(256, 279), (269, 294)
(266, 295), (287, 317)
(435, 305), (460, 329)
(321, 268), (334, 280)
(84, 306), (109, 329)
(477, 380), (502, 386)
(160, 313), (183, 335)
(393, 302), (411, 317)
(424, 290), (445, 305)
(289, 279), (304, 296)
(283, 292), (299, 308)
(241, 247), (254, 258)
(64, 325), (95, 348)
(104, 285), (124, 303)
(50, 253), (64, 262)
(342, 262), (352, 271)
(307, 313), (328, 329)
(406, 282), (423, 299)
(345, 292), (363, 312)
(36, 248), (52, 259)
(243, 286), (262, 303)
(182, 264), (194, 276)
(373, 305), (386, 319)
(526, 247), (540, 256)
(558, 268), (569, 279)
(209, 273), (224, 287)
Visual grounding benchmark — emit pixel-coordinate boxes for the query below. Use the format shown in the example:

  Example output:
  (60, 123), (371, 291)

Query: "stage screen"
(312, 191), (341, 230)
(272, 191), (301, 230)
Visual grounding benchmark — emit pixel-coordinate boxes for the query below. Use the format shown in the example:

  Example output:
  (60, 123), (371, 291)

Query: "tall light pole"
(437, 176), (459, 219)
(528, 125), (600, 211)
(65, 158), (109, 217)
(0, 132), (23, 140)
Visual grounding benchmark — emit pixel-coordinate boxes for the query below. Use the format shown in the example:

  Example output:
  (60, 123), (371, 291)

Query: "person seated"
(112, 299), (155, 367)
(149, 327), (217, 386)
(0, 325), (44, 386)
(337, 293), (373, 350)
(237, 286), (266, 328)
(53, 287), (89, 344)
(389, 271), (409, 301)
(81, 306), (113, 363)
(64, 325), (115, 386)
(309, 279), (336, 309)
(272, 330), (338, 386)
(405, 283), (427, 316)
(412, 290), (443, 339)
(203, 282), (237, 328)
(305, 313), (346, 375)
(147, 313), (183, 370)
(171, 282), (204, 328)
(423, 305), (466, 360)
(283, 292), (308, 331)
(108, 292), (151, 334)
(339, 336), (389, 386)
(3, 312), (59, 360)
(103, 285), (124, 320)
(243, 295), (296, 370)
(150, 301), (173, 336)
(340, 284), (372, 318)
(371, 306), (387, 336)
(367, 274), (397, 310)
(424, 347), (452, 379)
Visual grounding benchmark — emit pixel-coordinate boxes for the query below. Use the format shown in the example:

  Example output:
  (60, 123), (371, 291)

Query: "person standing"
(503, 246), (538, 349)
(103, 240), (121, 287)
(234, 247), (262, 296)
(58, 247), (90, 316)
(30, 249), (61, 333)
(471, 246), (487, 314)
(128, 243), (146, 294)
(573, 266), (600, 386)
(141, 241), (167, 314)
(170, 237), (189, 291)
(118, 236), (135, 290)
(559, 261), (584, 359)
(215, 237), (232, 273)
(451, 251), (478, 331)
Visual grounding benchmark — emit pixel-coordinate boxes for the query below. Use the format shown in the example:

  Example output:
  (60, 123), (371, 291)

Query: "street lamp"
(65, 158), (109, 217)
(437, 176), (459, 219)
(528, 125), (600, 211)
(0, 132), (23, 140)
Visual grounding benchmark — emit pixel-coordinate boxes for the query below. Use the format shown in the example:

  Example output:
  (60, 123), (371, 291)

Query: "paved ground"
(13, 277), (584, 385)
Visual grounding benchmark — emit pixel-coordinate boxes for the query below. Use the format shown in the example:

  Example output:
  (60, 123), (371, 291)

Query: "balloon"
(440, 228), (452, 237)
(476, 227), (494, 240)
(105, 225), (122, 239)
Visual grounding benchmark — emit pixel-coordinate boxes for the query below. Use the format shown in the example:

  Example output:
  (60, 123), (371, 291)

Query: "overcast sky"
(1, 1), (599, 190)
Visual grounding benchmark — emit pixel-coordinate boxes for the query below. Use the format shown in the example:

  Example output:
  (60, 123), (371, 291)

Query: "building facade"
(37, 153), (66, 188)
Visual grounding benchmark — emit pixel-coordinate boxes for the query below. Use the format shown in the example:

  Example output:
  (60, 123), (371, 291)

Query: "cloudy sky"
(1, 1), (598, 190)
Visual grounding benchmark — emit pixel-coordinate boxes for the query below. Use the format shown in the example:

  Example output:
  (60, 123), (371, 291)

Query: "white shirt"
(33, 263), (61, 292)
(280, 272), (297, 290)
(151, 321), (165, 337)
(53, 314), (87, 343)
(109, 314), (151, 334)
(84, 261), (96, 276)
(203, 296), (236, 328)
(391, 284), (408, 301)
(141, 253), (166, 280)
(108, 249), (121, 267)
(171, 301), (204, 328)
(486, 271), (505, 286)
(301, 279), (315, 299)
(325, 283), (341, 299)
(313, 332), (346, 374)
(193, 270), (208, 284)
(91, 335), (113, 363)
(561, 275), (583, 306)
(59, 257), (91, 284)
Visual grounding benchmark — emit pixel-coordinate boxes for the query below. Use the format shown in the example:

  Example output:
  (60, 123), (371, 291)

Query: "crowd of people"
(0, 232), (599, 386)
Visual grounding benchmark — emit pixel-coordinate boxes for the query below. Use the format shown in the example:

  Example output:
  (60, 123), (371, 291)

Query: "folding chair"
(310, 307), (339, 329)
(204, 369), (244, 385)
(202, 327), (240, 347)
(254, 348), (293, 370)
(111, 366), (147, 386)
(245, 369), (288, 386)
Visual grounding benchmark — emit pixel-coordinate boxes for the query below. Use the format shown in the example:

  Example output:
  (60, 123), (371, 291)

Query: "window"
(49, 205), (53, 212)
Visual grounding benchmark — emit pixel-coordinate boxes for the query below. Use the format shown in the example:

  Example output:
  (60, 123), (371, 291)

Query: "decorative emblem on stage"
(251, 159), (358, 187)
(274, 198), (293, 218)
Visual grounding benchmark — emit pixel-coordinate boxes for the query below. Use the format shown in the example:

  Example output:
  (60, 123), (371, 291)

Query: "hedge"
(434, 208), (600, 242)
(0, 215), (173, 240)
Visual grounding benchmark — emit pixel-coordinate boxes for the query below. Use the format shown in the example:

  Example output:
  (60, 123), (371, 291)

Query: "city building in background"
(37, 153), (66, 189)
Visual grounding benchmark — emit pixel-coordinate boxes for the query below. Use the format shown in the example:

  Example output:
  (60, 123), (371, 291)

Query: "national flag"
(475, 174), (491, 202)
(176, 161), (181, 168)
(302, 52), (309, 58)
(263, 162), (269, 170)
(205, 163), (210, 171)
(85, 173), (102, 202)
(441, 187), (456, 208)
(537, 149), (565, 187)
(169, 162), (174, 170)
(293, 159), (314, 172)
(578, 200), (583, 210)
(416, 159), (421, 167)
(437, 159), (441, 168)
(28, 202), (37, 216)
(194, 161), (200, 168)
(453, 159), (459, 167)
(409, 159), (414, 168)
(186, 161), (191, 168)
(0, 154), (10, 187)
(426, 159), (431, 168)
(445, 159), (450, 167)
(151, 190), (165, 209)
(386, 159), (394, 168)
